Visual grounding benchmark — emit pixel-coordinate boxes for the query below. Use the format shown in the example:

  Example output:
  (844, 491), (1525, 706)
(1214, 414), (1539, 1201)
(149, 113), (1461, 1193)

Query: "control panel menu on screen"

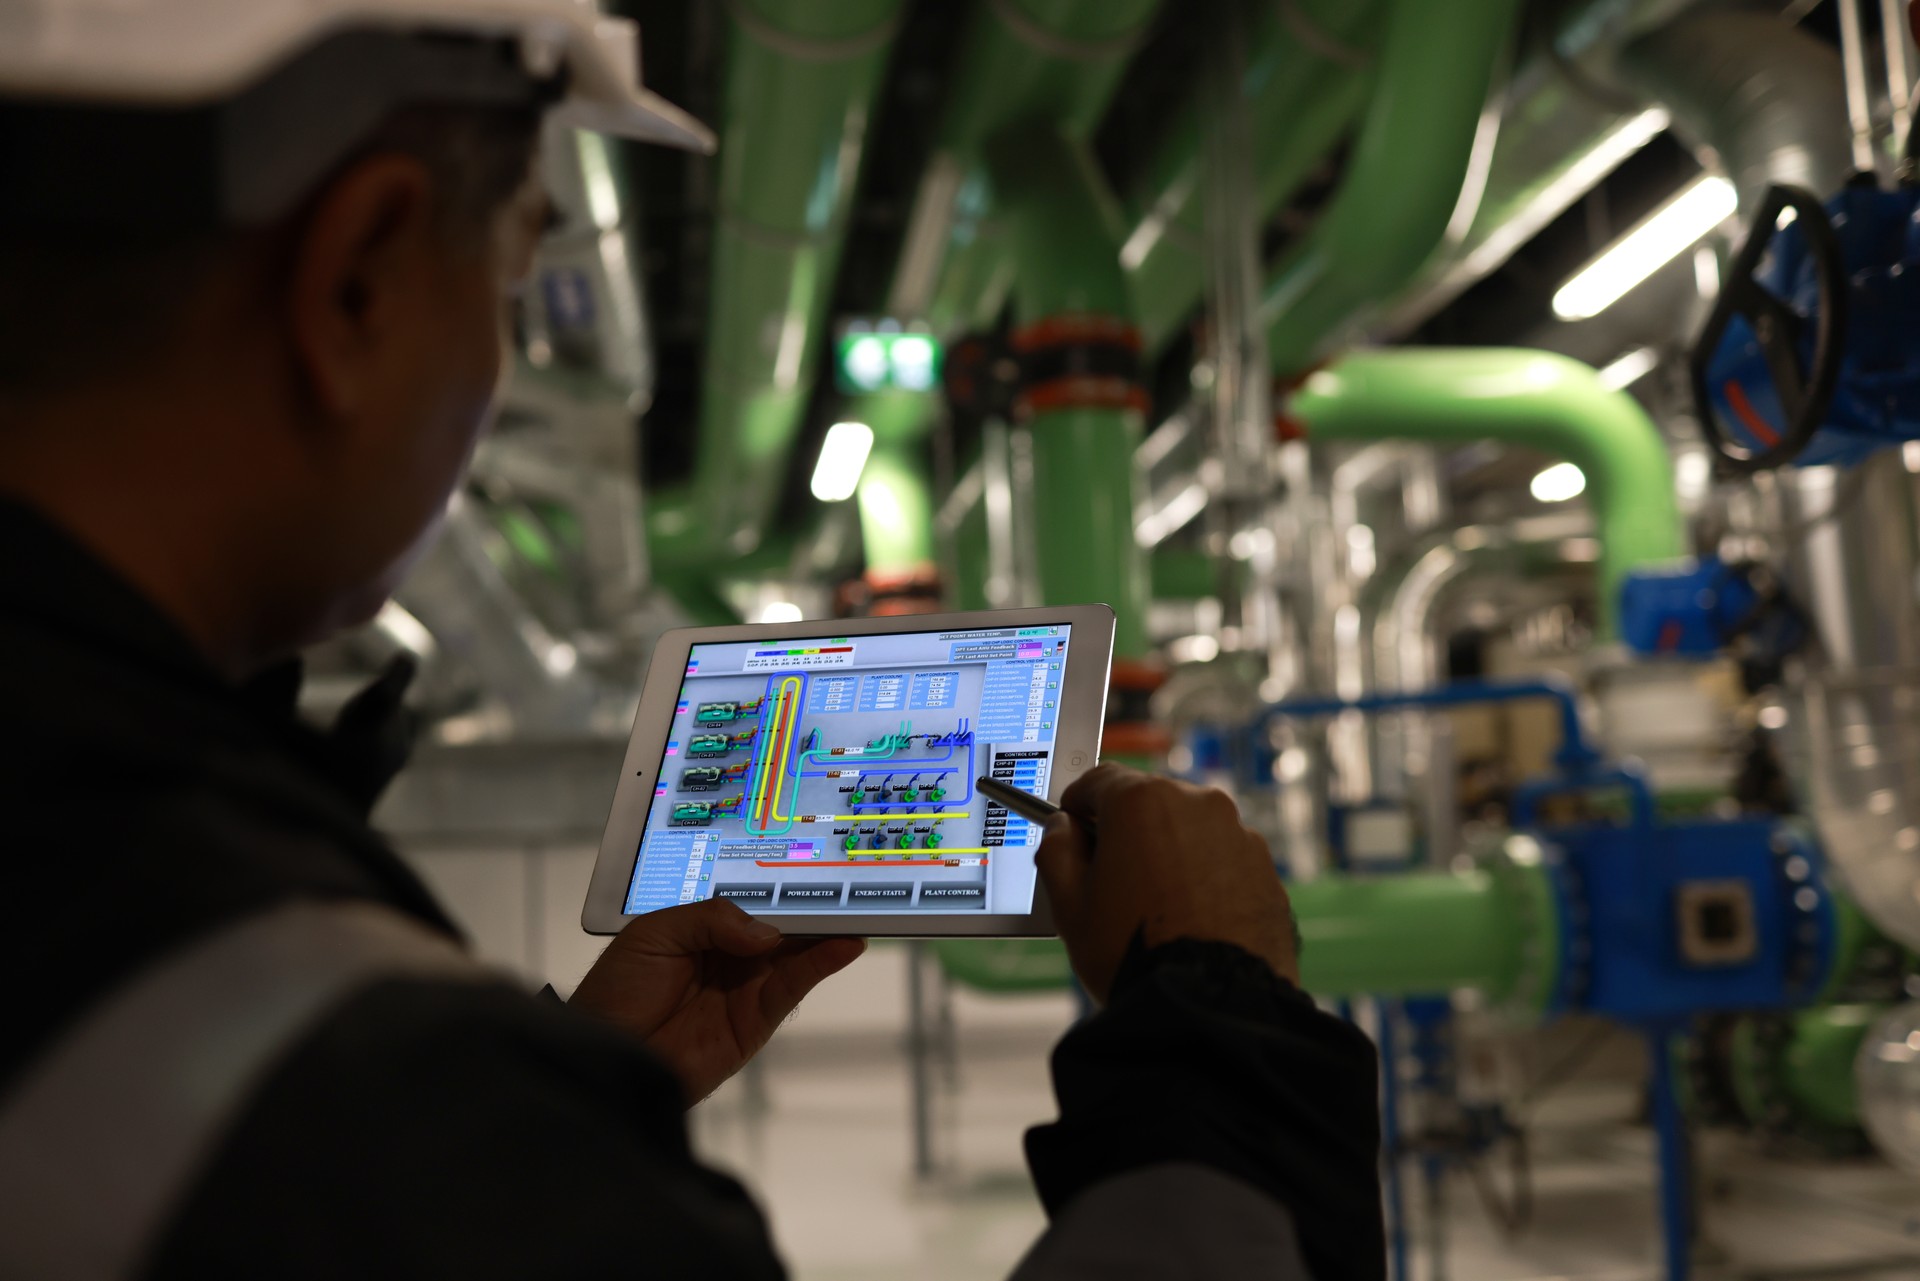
(622, 624), (1072, 916)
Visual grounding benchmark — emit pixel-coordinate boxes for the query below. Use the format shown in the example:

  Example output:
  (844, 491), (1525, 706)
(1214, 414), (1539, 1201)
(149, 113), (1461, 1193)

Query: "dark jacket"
(0, 500), (1384, 1279)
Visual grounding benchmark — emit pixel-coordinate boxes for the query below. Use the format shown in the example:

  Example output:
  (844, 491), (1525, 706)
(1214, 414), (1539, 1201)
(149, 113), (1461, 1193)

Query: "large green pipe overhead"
(1292, 349), (1684, 634)
(662, 0), (905, 567)
(1262, 0), (1523, 375)
(1124, 0), (1385, 350)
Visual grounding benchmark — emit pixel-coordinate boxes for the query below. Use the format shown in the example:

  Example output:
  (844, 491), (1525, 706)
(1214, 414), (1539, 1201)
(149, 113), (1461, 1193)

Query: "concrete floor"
(402, 843), (1920, 1281)
(691, 947), (1920, 1281)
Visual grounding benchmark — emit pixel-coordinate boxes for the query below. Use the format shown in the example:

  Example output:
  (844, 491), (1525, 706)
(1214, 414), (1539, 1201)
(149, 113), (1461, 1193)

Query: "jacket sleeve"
(146, 980), (787, 1281)
(1020, 939), (1385, 1281)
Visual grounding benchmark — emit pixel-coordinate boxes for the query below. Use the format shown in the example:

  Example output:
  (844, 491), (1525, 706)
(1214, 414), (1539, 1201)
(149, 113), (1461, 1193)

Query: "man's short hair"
(0, 104), (540, 397)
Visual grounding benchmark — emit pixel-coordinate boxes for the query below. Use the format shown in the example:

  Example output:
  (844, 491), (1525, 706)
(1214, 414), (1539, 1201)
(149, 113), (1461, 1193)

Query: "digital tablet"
(581, 604), (1116, 937)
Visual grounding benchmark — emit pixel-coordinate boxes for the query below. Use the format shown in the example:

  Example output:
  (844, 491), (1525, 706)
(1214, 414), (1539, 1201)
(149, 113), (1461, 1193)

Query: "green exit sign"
(834, 326), (942, 394)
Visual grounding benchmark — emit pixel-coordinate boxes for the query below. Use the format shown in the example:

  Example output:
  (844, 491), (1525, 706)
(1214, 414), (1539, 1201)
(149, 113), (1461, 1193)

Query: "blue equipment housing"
(1616, 556), (1761, 657)
(1248, 678), (1844, 1281)
(1697, 182), (1920, 470)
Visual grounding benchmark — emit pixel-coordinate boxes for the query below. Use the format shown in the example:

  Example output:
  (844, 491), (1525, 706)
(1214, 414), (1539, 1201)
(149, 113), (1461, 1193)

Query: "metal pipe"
(666, 0), (906, 566)
(1883, 0), (1915, 148)
(1291, 349), (1683, 635)
(1838, 0), (1881, 174)
(1261, 0), (1524, 376)
(1614, 7), (1854, 210)
(1778, 453), (1920, 952)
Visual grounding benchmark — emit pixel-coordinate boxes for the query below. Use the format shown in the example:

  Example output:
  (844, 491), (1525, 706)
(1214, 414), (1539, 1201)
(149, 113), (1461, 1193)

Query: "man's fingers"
(1057, 762), (1145, 823)
(1035, 811), (1089, 920)
(618, 898), (782, 958)
(758, 937), (866, 1024)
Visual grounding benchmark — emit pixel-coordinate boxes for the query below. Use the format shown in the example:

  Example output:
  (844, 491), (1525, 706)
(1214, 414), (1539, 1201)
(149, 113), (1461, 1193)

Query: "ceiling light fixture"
(1553, 176), (1738, 320)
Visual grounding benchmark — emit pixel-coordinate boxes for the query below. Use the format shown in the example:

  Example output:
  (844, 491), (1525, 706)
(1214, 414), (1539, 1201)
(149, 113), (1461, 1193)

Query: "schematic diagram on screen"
(622, 627), (1070, 916)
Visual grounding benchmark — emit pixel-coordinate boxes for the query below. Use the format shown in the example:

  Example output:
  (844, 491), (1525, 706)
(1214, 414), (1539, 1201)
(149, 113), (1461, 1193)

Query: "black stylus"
(974, 774), (1099, 849)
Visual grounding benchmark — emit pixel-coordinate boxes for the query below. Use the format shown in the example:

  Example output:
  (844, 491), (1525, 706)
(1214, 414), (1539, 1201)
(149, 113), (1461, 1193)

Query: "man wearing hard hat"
(0, 5), (1382, 1278)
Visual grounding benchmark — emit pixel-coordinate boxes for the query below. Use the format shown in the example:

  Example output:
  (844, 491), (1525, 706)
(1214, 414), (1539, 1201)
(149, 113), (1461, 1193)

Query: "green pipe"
(838, 0), (1161, 461)
(1151, 547), (1221, 602)
(939, 0), (1158, 155)
(991, 128), (1149, 658)
(1292, 861), (1553, 1007)
(1262, 0), (1523, 375)
(1292, 349), (1683, 634)
(675, 0), (905, 563)
(856, 445), (935, 573)
(951, 490), (992, 612)
(1730, 1004), (1882, 1133)
(1127, 0), (1385, 350)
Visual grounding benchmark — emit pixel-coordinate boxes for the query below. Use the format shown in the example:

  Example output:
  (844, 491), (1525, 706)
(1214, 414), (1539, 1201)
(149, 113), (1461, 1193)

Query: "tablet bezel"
(581, 603), (1116, 937)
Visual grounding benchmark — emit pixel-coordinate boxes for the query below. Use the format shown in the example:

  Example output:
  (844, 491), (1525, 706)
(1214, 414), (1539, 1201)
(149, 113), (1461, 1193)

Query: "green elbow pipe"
(1262, 0), (1523, 375)
(1291, 349), (1683, 634)
(686, 0), (905, 561)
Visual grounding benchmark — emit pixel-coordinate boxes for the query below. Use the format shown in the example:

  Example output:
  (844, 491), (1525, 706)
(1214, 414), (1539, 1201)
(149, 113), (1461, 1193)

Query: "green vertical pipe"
(1151, 547), (1221, 602)
(991, 129), (1148, 658)
(951, 490), (992, 612)
(837, 0), (1161, 555)
(1291, 867), (1535, 1000)
(1291, 349), (1683, 634)
(856, 445), (935, 573)
(1262, 0), (1523, 375)
(673, 0), (904, 564)
(1127, 0), (1384, 349)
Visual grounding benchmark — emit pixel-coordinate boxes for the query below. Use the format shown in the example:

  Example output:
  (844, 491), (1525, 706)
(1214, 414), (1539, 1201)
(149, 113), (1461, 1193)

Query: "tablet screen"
(621, 622), (1073, 916)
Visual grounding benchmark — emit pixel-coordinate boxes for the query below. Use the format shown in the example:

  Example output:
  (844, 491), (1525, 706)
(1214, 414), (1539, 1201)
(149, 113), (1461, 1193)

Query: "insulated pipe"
(906, 0), (1163, 331)
(1729, 1004), (1882, 1134)
(1291, 349), (1683, 633)
(1124, 0), (1384, 348)
(1614, 8), (1853, 211)
(990, 128), (1150, 658)
(1291, 867), (1540, 1001)
(1261, 0), (1524, 375)
(664, 0), (905, 566)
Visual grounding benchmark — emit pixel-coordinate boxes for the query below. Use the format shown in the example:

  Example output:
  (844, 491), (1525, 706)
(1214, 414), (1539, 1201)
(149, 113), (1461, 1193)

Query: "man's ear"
(286, 154), (435, 419)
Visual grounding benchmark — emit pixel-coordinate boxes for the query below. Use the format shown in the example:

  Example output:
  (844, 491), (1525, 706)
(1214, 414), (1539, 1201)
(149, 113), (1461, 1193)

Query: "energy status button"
(847, 882), (914, 908)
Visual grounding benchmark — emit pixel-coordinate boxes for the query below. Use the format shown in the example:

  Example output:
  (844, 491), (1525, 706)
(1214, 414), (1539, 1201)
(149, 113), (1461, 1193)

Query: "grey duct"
(397, 498), (605, 737)
(1613, 7), (1854, 209)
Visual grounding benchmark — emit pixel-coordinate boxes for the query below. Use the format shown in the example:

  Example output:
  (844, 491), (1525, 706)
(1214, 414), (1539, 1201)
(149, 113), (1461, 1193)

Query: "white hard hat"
(0, 0), (711, 150)
(0, 0), (712, 226)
